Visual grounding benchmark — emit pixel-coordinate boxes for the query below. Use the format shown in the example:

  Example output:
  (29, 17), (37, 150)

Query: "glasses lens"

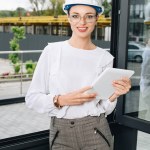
(69, 14), (96, 23)
(70, 14), (80, 23)
(85, 15), (96, 23)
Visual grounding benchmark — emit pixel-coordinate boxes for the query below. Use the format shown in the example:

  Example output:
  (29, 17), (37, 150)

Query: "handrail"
(0, 50), (42, 97)
(0, 50), (42, 54)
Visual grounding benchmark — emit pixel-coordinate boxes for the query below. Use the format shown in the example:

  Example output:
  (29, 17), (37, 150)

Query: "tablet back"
(91, 68), (134, 99)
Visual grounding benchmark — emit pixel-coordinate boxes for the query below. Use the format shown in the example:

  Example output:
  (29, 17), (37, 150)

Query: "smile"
(77, 27), (88, 32)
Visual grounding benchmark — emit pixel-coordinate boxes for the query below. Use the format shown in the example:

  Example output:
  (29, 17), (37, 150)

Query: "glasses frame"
(69, 14), (97, 23)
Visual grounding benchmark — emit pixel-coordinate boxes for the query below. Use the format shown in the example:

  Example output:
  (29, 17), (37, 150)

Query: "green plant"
(27, 68), (34, 74)
(9, 52), (19, 64)
(14, 63), (21, 74)
(102, 0), (112, 17)
(25, 60), (37, 75)
(9, 26), (26, 74)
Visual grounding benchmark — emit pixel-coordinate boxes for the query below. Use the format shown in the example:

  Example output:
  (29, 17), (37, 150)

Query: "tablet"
(86, 68), (134, 99)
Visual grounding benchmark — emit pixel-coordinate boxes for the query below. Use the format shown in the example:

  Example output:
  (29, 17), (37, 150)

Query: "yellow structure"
(144, 21), (150, 25)
(0, 15), (111, 27)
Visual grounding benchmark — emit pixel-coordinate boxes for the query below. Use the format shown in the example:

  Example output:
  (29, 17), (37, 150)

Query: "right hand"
(58, 86), (97, 106)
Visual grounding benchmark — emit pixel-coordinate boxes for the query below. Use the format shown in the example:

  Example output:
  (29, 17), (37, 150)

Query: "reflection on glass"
(137, 131), (150, 150)
(145, 2), (150, 22)
(139, 39), (150, 121)
(0, 103), (49, 139)
(0, 52), (40, 99)
(125, 0), (150, 122)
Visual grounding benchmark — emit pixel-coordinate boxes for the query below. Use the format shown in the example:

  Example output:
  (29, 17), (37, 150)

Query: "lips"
(77, 27), (88, 32)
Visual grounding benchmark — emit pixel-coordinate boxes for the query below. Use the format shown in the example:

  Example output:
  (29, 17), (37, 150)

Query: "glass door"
(126, 0), (150, 122)
(114, 0), (150, 150)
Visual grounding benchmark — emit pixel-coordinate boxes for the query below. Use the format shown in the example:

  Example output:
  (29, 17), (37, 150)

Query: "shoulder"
(97, 47), (114, 59)
(96, 47), (114, 66)
(41, 41), (65, 58)
(44, 41), (64, 51)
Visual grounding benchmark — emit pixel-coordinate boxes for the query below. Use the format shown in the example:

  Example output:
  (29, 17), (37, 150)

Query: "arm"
(25, 46), (57, 114)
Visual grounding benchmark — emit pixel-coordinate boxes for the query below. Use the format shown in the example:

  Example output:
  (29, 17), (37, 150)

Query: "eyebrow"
(70, 12), (96, 15)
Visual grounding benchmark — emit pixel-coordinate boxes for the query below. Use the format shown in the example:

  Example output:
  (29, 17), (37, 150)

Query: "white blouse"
(25, 40), (117, 119)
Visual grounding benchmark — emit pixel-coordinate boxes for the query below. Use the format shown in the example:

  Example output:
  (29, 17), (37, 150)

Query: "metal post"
(61, 22), (63, 36)
(20, 51), (23, 95)
(95, 25), (98, 40)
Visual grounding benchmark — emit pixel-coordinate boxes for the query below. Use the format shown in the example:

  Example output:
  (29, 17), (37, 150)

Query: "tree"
(56, 0), (65, 15)
(102, 0), (112, 17)
(49, 0), (57, 16)
(29, 0), (46, 15)
(9, 27), (26, 74)
(0, 7), (26, 17)
(16, 7), (26, 17)
(49, 0), (65, 16)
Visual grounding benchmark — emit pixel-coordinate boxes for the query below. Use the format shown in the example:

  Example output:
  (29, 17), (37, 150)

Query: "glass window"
(0, 51), (50, 139)
(0, 103), (49, 139)
(125, 0), (150, 122)
(128, 44), (139, 49)
(0, 52), (41, 99)
(137, 131), (150, 150)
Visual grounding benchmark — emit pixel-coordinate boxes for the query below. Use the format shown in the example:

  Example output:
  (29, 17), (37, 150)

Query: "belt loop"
(97, 115), (101, 123)
(51, 117), (55, 127)
(98, 113), (104, 123)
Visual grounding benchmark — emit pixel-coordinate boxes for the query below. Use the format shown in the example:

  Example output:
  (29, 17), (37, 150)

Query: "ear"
(67, 14), (71, 23)
(96, 15), (99, 21)
(94, 16), (99, 26)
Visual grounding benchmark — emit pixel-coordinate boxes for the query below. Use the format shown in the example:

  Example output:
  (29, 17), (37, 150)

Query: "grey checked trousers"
(49, 114), (113, 150)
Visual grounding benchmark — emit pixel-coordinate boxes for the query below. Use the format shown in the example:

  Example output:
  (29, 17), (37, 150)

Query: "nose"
(79, 17), (86, 24)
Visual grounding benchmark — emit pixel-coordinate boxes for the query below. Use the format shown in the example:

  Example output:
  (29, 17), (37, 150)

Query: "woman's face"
(68, 5), (98, 39)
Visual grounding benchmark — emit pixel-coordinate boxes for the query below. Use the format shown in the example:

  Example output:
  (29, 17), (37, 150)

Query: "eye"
(86, 15), (95, 19)
(71, 14), (79, 19)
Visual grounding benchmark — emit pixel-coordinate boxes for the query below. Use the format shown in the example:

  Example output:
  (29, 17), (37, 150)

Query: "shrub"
(25, 60), (37, 75)
(14, 63), (21, 74)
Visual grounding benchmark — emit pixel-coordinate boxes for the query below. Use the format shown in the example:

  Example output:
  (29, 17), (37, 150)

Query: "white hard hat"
(63, 0), (104, 15)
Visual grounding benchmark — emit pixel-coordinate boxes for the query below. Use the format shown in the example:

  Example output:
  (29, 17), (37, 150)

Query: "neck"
(69, 35), (96, 50)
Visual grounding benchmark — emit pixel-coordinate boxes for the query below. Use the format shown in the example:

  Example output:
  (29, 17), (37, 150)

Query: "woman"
(25, 0), (131, 149)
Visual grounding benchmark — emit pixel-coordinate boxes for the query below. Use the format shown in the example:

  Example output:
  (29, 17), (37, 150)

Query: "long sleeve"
(25, 46), (58, 114)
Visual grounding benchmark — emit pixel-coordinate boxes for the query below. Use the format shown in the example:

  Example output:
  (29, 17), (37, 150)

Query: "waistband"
(51, 114), (105, 127)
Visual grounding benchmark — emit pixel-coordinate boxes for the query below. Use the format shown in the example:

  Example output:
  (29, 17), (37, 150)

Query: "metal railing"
(0, 50), (42, 96)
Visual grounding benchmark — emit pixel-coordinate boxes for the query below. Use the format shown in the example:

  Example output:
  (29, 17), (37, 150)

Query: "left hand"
(109, 77), (131, 102)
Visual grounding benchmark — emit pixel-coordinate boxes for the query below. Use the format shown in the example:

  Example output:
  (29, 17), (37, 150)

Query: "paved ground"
(0, 81), (30, 99)
(0, 102), (50, 139)
(0, 58), (150, 149)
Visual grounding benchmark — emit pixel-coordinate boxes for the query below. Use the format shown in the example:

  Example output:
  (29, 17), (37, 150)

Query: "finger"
(122, 77), (131, 86)
(117, 79), (131, 89)
(79, 97), (95, 103)
(71, 97), (94, 105)
(77, 86), (92, 93)
(122, 77), (131, 82)
(113, 81), (126, 90)
(68, 86), (92, 94)
(114, 86), (129, 95)
(113, 79), (131, 90)
(113, 80), (127, 86)
(76, 93), (96, 99)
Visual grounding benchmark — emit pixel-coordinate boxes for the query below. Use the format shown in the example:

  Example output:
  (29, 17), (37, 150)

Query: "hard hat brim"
(63, 4), (103, 15)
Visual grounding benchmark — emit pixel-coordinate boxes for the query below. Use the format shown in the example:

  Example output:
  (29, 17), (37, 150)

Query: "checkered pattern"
(49, 114), (113, 150)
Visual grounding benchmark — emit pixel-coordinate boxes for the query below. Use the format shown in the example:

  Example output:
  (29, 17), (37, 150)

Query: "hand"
(109, 77), (131, 102)
(58, 86), (97, 106)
